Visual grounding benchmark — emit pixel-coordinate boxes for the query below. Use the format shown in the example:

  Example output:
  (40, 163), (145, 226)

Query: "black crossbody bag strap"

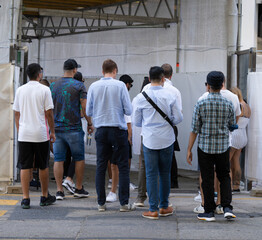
(142, 91), (173, 128)
(142, 91), (180, 151)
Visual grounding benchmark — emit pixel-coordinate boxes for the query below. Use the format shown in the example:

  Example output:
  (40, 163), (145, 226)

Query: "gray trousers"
(136, 142), (147, 201)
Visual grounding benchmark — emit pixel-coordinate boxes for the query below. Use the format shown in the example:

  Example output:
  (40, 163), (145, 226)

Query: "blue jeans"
(53, 130), (85, 162)
(95, 127), (129, 206)
(143, 144), (174, 212)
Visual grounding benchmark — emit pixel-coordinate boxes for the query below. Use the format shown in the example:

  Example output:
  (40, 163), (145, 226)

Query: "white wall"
(241, 0), (256, 50)
(0, 0), (20, 64)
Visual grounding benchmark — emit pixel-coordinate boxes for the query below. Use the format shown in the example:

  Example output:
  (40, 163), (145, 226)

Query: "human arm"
(228, 103), (236, 131)
(170, 99), (183, 126)
(132, 95), (142, 128)
(121, 83), (132, 116)
(45, 109), (56, 143)
(14, 111), (20, 132)
(127, 122), (132, 145)
(80, 98), (94, 134)
(187, 132), (198, 165)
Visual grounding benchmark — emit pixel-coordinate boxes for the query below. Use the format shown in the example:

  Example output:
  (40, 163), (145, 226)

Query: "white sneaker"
(62, 179), (75, 194)
(120, 203), (136, 212)
(106, 191), (117, 202)
(98, 204), (106, 212)
(107, 179), (112, 189)
(194, 191), (202, 202)
(215, 205), (224, 214)
(130, 182), (138, 190)
(193, 204), (204, 214)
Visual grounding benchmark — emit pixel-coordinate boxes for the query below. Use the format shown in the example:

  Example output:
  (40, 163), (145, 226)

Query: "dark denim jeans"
(95, 127), (129, 206)
(143, 144), (173, 212)
(198, 147), (232, 213)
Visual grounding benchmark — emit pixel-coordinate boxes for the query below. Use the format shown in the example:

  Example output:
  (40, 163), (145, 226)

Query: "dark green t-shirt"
(50, 77), (87, 132)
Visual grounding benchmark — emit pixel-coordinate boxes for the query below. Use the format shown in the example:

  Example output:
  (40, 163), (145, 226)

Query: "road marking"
(0, 200), (18, 205)
(0, 210), (7, 217)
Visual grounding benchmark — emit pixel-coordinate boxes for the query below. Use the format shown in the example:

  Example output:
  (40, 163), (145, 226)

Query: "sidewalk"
(1, 155), (262, 239)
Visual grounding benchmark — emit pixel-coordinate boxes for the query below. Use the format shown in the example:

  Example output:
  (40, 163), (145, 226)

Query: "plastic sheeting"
(245, 73), (262, 181)
(80, 72), (207, 171)
(24, 0), (238, 171)
(0, 63), (14, 182)
(26, 0), (237, 77)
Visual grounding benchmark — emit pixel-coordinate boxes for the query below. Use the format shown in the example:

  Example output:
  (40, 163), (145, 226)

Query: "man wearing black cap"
(50, 59), (94, 200)
(187, 71), (236, 222)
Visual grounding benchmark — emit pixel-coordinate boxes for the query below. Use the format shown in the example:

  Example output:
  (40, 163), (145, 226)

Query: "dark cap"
(119, 74), (133, 84)
(207, 71), (224, 87)
(63, 59), (81, 70)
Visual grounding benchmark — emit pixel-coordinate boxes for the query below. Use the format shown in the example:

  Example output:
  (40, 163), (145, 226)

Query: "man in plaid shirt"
(187, 71), (236, 222)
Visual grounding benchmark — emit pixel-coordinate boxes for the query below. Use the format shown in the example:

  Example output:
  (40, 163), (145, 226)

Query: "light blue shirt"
(133, 85), (183, 149)
(86, 77), (132, 130)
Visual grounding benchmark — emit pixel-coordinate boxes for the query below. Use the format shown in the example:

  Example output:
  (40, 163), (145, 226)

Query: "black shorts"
(18, 141), (50, 170)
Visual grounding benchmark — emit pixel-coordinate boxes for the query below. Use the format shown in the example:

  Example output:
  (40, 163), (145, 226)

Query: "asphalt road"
(1, 165), (262, 240)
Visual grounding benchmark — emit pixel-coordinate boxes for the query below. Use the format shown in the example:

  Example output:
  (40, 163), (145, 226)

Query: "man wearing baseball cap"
(50, 58), (94, 200)
(187, 71), (236, 222)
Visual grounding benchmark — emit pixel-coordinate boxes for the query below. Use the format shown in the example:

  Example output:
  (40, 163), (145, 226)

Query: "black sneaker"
(74, 186), (89, 198)
(197, 212), (215, 222)
(224, 207), (236, 219)
(40, 193), (56, 206)
(56, 191), (65, 200)
(21, 198), (30, 209)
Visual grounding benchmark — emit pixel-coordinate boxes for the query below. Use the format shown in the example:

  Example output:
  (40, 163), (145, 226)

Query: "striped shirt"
(191, 92), (235, 154)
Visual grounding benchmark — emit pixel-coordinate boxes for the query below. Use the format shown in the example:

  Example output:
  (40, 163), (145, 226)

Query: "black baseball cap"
(206, 71), (224, 87)
(63, 59), (81, 70)
(119, 74), (133, 84)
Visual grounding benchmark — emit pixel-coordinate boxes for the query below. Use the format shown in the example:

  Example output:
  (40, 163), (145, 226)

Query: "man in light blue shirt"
(86, 59), (134, 212)
(133, 66), (183, 220)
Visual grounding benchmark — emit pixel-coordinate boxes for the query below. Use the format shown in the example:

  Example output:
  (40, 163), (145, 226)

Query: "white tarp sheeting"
(27, 0), (237, 77)
(25, 0), (238, 171)
(245, 73), (262, 181)
(0, 63), (14, 182)
(81, 72), (207, 171)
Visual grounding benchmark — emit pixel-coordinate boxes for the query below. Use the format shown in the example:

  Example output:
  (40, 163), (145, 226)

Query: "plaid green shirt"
(191, 92), (236, 154)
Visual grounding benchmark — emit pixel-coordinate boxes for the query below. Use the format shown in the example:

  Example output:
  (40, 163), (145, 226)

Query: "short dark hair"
(140, 76), (150, 92)
(149, 66), (164, 82)
(102, 59), (118, 74)
(39, 79), (50, 87)
(26, 63), (42, 80)
(74, 71), (83, 82)
(161, 63), (173, 78)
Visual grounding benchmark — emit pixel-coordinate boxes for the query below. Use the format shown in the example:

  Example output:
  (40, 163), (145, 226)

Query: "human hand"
(50, 132), (56, 143)
(88, 125), (94, 134)
(187, 150), (192, 165)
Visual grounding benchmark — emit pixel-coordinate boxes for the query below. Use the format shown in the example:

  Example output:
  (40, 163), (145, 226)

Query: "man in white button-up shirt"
(133, 66), (183, 220)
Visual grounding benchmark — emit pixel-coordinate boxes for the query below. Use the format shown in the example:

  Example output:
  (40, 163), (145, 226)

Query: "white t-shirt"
(13, 81), (54, 142)
(199, 89), (241, 116)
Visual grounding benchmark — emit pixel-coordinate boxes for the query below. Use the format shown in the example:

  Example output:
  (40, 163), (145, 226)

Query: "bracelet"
(88, 123), (93, 126)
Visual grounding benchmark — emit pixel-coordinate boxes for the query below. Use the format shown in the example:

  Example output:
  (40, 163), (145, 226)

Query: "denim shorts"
(53, 130), (85, 162)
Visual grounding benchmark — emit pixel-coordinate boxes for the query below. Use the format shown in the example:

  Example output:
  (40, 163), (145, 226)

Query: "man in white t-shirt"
(13, 63), (56, 209)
